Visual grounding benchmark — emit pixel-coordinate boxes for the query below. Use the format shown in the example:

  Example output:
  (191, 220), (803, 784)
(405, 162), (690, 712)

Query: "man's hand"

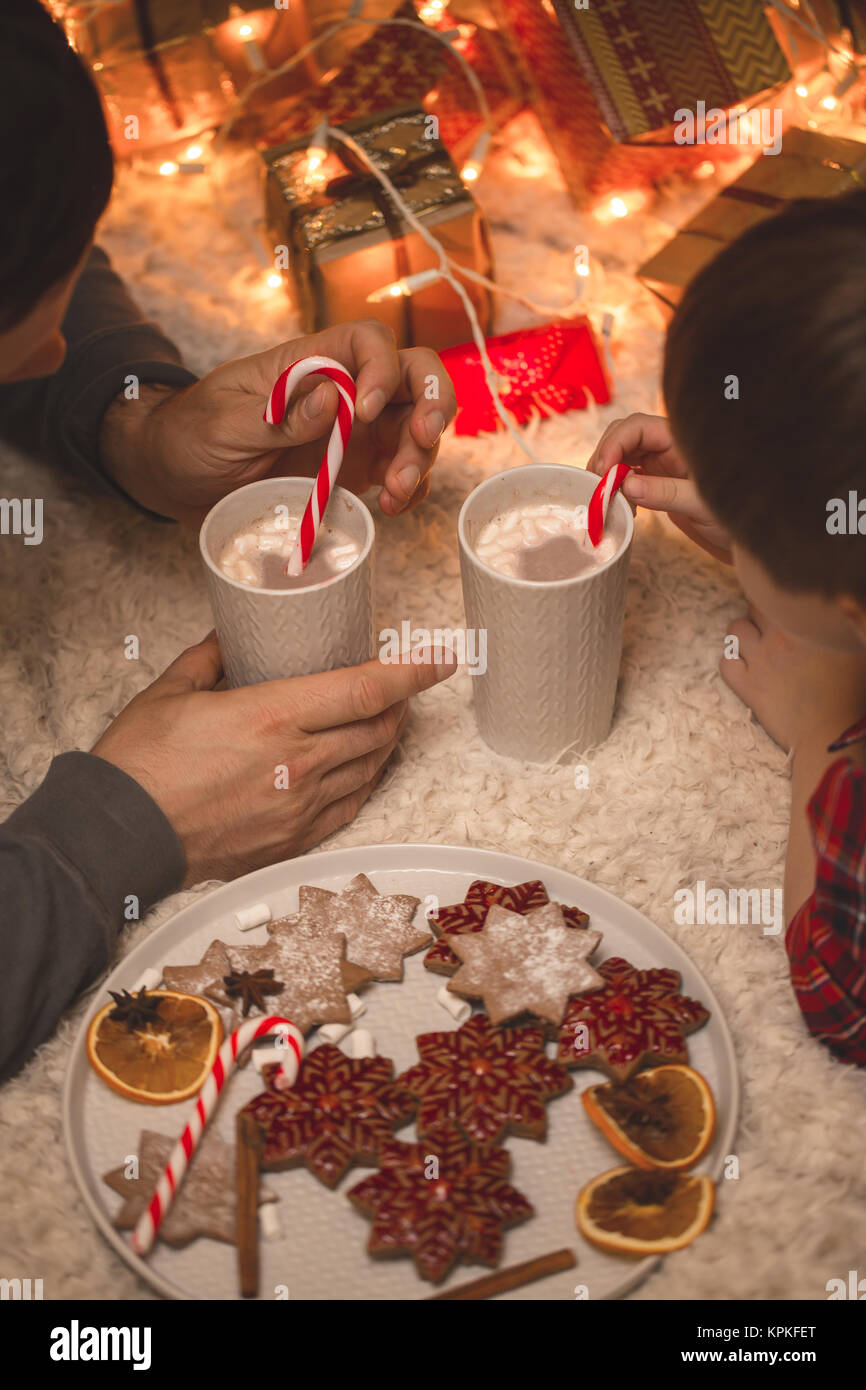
(91, 633), (458, 885)
(101, 320), (457, 525)
(587, 413), (732, 563)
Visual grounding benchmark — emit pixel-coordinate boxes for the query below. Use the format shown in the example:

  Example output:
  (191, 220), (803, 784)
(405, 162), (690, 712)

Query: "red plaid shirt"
(786, 716), (866, 1065)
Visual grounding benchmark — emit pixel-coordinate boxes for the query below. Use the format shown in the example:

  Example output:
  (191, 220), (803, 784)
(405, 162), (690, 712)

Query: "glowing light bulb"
(795, 84), (809, 98)
(610, 197), (628, 218)
(238, 23), (253, 37)
(575, 262), (590, 278)
(821, 95), (837, 110)
(185, 144), (203, 160)
(461, 161), (480, 182)
(418, 0), (445, 18)
(694, 160), (716, 179)
(267, 273), (282, 289)
(159, 161), (179, 176)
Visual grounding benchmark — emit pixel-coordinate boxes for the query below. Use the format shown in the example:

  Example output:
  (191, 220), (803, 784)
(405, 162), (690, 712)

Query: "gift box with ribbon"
(638, 125), (866, 316)
(54, 0), (408, 156)
(263, 106), (493, 350)
(486, 0), (792, 206)
(258, 1), (525, 163)
(439, 319), (611, 436)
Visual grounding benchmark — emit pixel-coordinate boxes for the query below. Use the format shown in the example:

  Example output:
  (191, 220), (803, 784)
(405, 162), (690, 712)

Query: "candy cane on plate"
(130, 1016), (304, 1256)
(263, 355), (357, 576)
(586, 463), (632, 547)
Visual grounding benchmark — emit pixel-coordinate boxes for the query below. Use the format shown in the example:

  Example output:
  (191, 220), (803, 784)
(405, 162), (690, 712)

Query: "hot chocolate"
(218, 509), (361, 591)
(474, 502), (619, 582)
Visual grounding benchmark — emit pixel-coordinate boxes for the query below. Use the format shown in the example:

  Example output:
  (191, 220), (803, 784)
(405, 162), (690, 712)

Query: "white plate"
(63, 844), (739, 1301)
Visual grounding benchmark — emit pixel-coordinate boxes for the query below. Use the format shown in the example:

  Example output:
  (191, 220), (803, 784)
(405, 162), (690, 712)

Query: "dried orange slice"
(576, 1165), (715, 1256)
(86, 989), (222, 1105)
(582, 1064), (715, 1171)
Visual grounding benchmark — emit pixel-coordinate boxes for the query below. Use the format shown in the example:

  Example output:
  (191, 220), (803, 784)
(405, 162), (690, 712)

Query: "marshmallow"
(349, 1029), (376, 1059)
(346, 993), (366, 1020)
(318, 1022), (353, 1044)
(437, 985), (471, 1024)
(130, 967), (162, 994)
(234, 902), (272, 932)
(259, 1204), (281, 1241)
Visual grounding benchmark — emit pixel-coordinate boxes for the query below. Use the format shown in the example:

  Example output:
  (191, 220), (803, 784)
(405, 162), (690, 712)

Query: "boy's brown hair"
(663, 188), (866, 600)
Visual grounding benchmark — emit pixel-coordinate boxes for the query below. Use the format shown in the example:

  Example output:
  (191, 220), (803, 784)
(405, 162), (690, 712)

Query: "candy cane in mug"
(131, 1016), (304, 1256)
(586, 463), (632, 548)
(263, 355), (357, 576)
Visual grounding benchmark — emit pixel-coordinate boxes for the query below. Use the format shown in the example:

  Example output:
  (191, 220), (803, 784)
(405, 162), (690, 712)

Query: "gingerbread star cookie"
(162, 939), (231, 1000)
(204, 935), (372, 1035)
(347, 1123), (533, 1284)
(424, 878), (591, 975)
(396, 1012), (572, 1145)
(103, 1129), (277, 1248)
(241, 1044), (414, 1188)
(556, 956), (710, 1080)
(448, 902), (603, 1026)
(269, 873), (428, 981)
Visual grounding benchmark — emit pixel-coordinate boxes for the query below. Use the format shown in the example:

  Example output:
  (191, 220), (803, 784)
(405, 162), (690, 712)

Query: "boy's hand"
(101, 320), (456, 526)
(92, 633), (458, 886)
(721, 606), (866, 752)
(587, 413), (732, 563)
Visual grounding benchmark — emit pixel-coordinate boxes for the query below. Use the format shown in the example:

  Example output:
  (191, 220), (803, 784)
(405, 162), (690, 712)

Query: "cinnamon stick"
(236, 1111), (262, 1299)
(427, 1248), (577, 1301)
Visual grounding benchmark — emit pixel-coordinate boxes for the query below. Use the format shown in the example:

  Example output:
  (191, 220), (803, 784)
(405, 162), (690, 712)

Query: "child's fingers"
(623, 472), (706, 520)
(587, 413), (675, 475)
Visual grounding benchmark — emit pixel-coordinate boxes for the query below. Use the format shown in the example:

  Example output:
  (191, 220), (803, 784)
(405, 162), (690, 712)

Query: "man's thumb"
(156, 631), (224, 693)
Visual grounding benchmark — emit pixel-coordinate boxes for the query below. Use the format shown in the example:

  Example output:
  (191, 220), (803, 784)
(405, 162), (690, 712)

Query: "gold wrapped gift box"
(263, 107), (493, 351)
(638, 126), (866, 316)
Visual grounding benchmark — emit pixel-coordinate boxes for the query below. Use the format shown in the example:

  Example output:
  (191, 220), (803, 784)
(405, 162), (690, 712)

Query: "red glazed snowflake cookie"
(347, 1123), (533, 1284)
(241, 1044), (414, 1188)
(556, 957), (710, 1080)
(396, 1012), (572, 1145)
(424, 878), (591, 975)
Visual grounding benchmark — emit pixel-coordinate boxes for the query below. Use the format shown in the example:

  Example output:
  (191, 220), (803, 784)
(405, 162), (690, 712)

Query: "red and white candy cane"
(586, 463), (632, 547)
(263, 355), (356, 576)
(130, 1016), (304, 1256)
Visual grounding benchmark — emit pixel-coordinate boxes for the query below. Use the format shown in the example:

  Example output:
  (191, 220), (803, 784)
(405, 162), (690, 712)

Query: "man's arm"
(0, 245), (198, 513)
(0, 752), (185, 1082)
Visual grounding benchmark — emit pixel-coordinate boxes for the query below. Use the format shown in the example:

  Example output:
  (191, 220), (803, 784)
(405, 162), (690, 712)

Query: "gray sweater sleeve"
(0, 753), (185, 1083)
(0, 247), (193, 1080)
(0, 244), (198, 508)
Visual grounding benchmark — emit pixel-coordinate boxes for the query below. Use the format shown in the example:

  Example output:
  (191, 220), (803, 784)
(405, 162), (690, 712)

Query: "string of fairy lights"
(50, 0), (866, 457)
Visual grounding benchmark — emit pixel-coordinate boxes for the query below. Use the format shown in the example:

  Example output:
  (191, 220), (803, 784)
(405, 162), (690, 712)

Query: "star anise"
(603, 1079), (674, 1136)
(222, 969), (284, 1017)
(107, 988), (165, 1032)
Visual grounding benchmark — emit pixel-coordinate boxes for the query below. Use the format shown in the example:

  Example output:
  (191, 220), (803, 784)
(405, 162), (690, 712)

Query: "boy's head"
(0, 0), (113, 382)
(663, 188), (866, 650)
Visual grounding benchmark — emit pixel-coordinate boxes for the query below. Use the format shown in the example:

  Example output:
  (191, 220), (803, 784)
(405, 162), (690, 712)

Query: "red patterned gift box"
(259, 1), (525, 161)
(486, 0), (791, 206)
(439, 319), (611, 436)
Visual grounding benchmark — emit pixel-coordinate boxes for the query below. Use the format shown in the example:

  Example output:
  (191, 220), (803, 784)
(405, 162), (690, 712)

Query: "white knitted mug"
(458, 464), (633, 763)
(200, 477), (375, 688)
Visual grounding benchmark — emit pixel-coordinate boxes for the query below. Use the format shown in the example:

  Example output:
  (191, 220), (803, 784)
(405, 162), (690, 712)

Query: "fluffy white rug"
(1, 113), (864, 1302)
